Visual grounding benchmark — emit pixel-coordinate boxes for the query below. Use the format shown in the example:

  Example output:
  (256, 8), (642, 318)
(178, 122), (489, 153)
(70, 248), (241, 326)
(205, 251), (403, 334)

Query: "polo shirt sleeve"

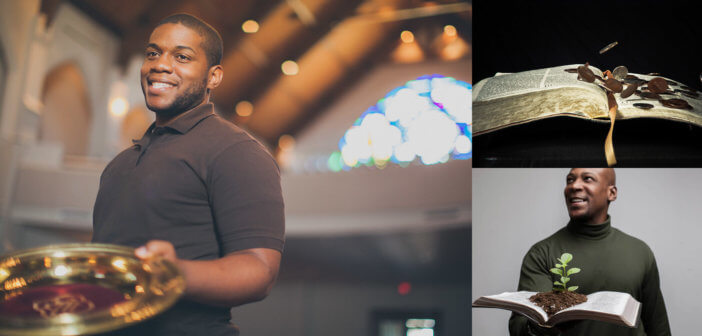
(207, 140), (285, 255)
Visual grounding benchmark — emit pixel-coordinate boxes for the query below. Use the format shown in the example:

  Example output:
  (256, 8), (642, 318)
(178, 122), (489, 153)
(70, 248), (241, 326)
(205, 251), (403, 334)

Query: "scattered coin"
(660, 98), (692, 109)
(621, 83), (638, 98)
(633, 103), (654, 109)
(599, 41), (618, 54)
(577, 64), (597, 82)
(604, 78), (623, 93)
(648, 77), (669, 93)
(612, 66), (628, 81)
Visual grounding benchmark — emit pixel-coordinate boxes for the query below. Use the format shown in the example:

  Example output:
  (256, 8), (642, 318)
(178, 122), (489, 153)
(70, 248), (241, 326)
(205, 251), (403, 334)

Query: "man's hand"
(133, 240), (281, 308)
(135, 240), (178, 263)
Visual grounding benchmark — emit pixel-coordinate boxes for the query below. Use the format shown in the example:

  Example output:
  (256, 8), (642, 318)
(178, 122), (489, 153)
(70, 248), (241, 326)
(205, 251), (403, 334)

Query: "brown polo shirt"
(92, 103), (284, 335)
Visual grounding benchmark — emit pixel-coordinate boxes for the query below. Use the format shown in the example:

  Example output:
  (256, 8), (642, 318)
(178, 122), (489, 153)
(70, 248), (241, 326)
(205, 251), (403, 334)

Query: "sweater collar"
(567, 216), (612, 239)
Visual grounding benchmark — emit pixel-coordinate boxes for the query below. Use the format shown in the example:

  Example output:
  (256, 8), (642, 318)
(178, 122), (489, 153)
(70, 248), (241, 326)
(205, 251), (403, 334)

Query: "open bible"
(473, 64), (702, 135)
(472, 291), (641, 328)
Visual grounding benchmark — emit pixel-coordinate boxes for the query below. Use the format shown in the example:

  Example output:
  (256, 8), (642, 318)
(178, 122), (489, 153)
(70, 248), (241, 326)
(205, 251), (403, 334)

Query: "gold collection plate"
(0, 243), (185, 336)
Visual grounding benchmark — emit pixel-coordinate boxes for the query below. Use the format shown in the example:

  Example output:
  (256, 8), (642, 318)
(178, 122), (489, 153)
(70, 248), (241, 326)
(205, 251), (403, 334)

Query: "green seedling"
(550, 253), (581, 292)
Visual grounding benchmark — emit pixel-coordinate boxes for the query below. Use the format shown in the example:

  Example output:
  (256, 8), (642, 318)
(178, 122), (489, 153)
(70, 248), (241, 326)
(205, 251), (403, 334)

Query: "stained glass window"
(329, 74), (471, 171)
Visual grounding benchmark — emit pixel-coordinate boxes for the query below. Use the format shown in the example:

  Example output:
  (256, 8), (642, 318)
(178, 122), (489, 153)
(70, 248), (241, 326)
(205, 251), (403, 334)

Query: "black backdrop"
(472, 0), (702, 167)
(473, 0), (702, 90)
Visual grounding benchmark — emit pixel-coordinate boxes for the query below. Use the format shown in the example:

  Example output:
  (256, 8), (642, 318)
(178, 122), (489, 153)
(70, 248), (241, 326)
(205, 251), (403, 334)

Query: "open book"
(473, 64), (702, 135)
(472, 291), (641, 328)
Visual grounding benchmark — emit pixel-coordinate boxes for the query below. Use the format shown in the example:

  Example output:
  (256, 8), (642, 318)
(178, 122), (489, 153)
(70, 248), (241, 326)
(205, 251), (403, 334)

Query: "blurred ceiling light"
(281, 60), (299, 75)
(391, 40), (424, 63)
(440, 36), (470, 61)
(242, 20), (259, 33)
(400, 30), (415, 43)
(278, 134), (296, 151)
(444, 24), (457, 37)
(235, 100), (254, 117)
(109, 97), (128, 117)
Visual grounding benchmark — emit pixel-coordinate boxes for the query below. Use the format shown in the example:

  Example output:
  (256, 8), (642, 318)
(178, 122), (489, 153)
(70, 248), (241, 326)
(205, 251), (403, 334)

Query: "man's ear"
(207, 65), (223, 90)
(608, 185), (618, 202)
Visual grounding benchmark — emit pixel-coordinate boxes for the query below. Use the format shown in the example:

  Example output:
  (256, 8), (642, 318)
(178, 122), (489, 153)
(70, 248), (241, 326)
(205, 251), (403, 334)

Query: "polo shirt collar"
(160, 103), (216, 134)
(132, 103), (215, 148)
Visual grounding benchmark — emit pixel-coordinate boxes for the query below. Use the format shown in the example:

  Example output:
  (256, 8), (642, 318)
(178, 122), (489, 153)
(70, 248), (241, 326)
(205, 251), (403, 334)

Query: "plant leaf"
(561, 277), (570, 283)
(568, 286), (579, 292)
(550, 268), (563, 275)
(554, 281), (563, 286)
(560, 253), (573, 264)
(567, 268), (581, 276)
(555, 264), (562, 268)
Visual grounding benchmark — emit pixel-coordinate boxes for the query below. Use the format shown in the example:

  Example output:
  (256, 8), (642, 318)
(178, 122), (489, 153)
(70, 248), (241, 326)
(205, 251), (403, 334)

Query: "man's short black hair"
(156, 13), (223, 68)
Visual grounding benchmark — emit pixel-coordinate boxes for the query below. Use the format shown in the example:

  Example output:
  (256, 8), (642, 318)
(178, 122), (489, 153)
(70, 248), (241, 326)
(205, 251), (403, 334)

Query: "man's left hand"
(135, 240), (178, 263)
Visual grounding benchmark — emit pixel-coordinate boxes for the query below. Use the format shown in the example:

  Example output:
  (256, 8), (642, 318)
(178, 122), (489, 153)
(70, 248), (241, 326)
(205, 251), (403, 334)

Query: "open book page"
(474, 64), (605, 102)
(473, 65), (610, 134)
(551, 291), (641, 327)
(615, 74), (702, 127)
(472, 291), (548, 325)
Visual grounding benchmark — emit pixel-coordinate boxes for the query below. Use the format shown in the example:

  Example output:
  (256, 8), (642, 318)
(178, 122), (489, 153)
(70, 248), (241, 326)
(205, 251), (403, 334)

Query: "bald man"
(509, 168), (671, 336)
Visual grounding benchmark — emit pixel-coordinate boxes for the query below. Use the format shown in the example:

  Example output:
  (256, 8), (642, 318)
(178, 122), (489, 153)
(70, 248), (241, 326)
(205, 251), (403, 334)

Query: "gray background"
(472, 168), (700, 335)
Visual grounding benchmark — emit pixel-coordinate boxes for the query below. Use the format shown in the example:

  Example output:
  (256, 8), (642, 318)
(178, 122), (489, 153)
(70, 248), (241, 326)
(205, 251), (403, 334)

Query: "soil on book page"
(529, 291), (587, 316)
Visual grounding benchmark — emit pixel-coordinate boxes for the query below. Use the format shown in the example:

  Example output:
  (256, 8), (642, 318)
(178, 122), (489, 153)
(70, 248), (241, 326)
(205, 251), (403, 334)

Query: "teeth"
(152, 82), (174, 89)
(571, 198), (585, 203)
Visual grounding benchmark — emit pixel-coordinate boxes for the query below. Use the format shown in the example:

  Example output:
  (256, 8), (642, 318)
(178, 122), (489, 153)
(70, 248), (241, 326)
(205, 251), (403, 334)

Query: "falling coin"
(612, 66), (628, 81)
(599, 41), (618, 54)
(633, 103), (654, 109)
(648, 77), (669, 94)
(621, 83), (638, 98)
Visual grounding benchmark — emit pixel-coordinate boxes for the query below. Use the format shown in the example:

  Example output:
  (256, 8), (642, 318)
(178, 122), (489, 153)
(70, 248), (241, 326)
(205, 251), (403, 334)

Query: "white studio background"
(472, 168), (697, 335)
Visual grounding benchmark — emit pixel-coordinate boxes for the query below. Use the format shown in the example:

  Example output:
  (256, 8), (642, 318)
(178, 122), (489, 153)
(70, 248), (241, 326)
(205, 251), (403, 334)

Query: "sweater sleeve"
(509, 245), (559, 336)
(640, 255), (671, 336)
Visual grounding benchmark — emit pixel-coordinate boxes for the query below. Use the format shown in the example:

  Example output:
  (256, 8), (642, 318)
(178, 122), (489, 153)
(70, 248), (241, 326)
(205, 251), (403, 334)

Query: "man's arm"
(640, 255), (671, 336)
(136, 240), (281, 307)
(509, 246), (560, 336)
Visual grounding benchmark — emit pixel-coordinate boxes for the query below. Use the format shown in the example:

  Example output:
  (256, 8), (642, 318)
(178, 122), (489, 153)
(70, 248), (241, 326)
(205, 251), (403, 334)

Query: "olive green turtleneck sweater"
(508, 217), (671, 336)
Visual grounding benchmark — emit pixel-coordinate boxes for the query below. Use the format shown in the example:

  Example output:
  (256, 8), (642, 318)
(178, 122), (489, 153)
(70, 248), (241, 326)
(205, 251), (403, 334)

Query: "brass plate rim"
(0, 243), (185, 336)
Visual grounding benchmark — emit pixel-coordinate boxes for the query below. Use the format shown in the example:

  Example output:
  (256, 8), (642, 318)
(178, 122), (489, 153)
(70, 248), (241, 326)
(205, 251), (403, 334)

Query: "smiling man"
(508, 168), (671, 336)
(92, 14), (284, 336)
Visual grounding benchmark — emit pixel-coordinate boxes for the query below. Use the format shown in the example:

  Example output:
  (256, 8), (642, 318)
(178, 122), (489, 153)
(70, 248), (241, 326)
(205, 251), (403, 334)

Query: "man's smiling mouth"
(569, 197), (587, 204)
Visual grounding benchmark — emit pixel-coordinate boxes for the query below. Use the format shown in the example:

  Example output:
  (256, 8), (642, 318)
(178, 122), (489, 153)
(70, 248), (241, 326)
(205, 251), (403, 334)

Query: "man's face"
(141, 23), (210, 115)
(564, 168), (616, 224)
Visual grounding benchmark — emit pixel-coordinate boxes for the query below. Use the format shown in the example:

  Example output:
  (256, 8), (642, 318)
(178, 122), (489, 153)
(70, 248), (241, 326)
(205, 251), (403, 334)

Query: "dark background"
(472, 0), (702, 167)
(473, 0), (702, 90)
